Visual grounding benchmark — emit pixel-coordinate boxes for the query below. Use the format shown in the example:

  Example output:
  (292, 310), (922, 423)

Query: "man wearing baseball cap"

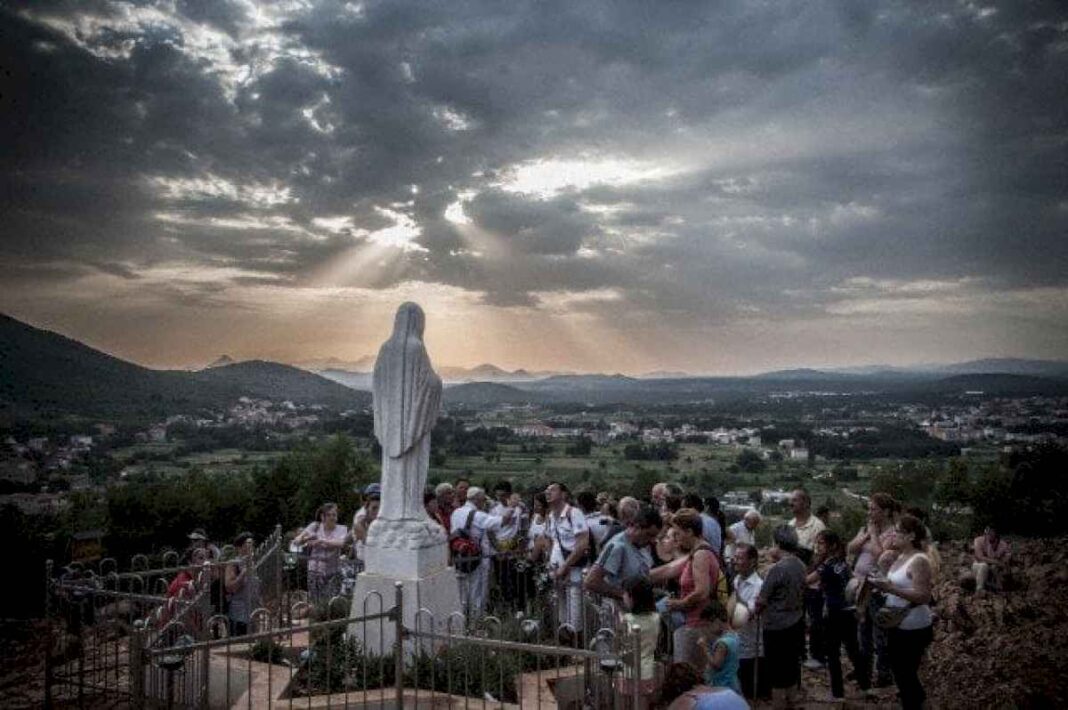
(187, 528), (221, 560)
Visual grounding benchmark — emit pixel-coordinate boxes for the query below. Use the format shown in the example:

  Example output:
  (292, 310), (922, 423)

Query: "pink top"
(680, 544), (719, 627)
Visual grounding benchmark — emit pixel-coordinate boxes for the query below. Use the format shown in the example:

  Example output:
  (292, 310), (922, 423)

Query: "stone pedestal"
(346, 517), (462, 658)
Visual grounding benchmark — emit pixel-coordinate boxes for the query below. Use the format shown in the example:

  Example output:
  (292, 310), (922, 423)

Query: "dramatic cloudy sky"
(1, 1), (1066, 373)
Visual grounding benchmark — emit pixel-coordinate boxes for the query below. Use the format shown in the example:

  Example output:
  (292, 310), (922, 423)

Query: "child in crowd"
(810, 529), (870, 700)
(619, 578), (661, 708)
(699, 601), (741, 695)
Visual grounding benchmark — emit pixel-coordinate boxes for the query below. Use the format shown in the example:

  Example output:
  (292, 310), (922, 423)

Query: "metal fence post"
(43, 560), (53, 710)
(274, 524), (283, 628)
(199, 640), (210, 709)
(394, 581), (404, 709)
(630, 623), (642, 710)
(129, 622), (145, 710)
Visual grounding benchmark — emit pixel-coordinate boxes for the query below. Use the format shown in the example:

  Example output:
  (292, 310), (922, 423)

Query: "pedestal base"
(346, 564), (463, 659)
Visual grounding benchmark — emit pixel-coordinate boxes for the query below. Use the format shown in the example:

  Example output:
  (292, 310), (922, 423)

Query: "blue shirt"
(693, 687), (749, 710)
(595, 532), (650, 589)
(705, 631), (741, 694)
(701, 513), (722, 554)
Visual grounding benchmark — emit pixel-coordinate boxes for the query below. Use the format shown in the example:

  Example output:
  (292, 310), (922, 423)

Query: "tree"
(735, 449), (766, 473)
(934, 459), (972, 509)
(295, 435), (371, 522)
(632, 466), (658, 499)
(565, 437), (593, 456)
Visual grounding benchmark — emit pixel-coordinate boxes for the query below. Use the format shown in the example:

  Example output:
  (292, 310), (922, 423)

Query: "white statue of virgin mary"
(372, 302), (442, 523)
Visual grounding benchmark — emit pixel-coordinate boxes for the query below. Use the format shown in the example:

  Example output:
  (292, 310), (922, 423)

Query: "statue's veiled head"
(393, 302), (426, 339)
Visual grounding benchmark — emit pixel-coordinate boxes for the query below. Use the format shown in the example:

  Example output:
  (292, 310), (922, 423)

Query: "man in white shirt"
(733, 542), (769, 701)
(789, 488), (827, 669)
(725, 509), (762, 560)
(546, 482), (590, 638)
(450, 487), (503, 616)
(490, 480), (523, 603)
(490, 481), (521, 548)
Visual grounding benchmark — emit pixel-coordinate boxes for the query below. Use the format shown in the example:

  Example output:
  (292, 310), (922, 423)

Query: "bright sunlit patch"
(311, 215), (358, 234)
(579, 201), (635, 215)
(444, 191), (477, 225)
(832, 277), (978, 295)
(302, 94), (336, 134)
(367, 207), (427, 252)
(20, 3), (343, 102)
(149, 173), (294, 208)
(433, 105), (474, 131)
(828, 202), (880, 227)
(497, 157), (676, 198)
(533, 288), (625, 312)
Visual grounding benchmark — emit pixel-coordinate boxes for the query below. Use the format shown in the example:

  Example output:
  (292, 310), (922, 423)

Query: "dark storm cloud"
(1, 0), (1066, 362)
(463, 190), (596, 255)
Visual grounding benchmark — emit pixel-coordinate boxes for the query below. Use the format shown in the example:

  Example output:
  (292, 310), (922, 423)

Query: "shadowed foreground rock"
(922, 537), (1068, 708)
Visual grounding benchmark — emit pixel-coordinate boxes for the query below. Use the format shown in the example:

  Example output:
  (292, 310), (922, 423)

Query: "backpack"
(687, 543), (730, 609)
(591, 517), (624, 565)
(552, 506), (598, 567)
(449, 509), (482, 574)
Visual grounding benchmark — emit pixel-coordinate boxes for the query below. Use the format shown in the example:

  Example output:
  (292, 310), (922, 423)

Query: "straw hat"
(726, 594), (751, 629)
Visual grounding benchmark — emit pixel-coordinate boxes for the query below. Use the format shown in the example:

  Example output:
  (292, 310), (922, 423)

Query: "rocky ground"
(0, 618), (49, 708)
(921, 537), (1068, 708)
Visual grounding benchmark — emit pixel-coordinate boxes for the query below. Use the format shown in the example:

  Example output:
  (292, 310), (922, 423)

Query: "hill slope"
(0, 314), (368, 422)
(191, 360), (370, 409)
(443, 381), (551, 406)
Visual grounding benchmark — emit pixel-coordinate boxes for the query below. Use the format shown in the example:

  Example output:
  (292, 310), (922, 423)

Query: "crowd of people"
(163, 527), (261, 638)
(165, 477), (1015, 709)
(413, 478), (950, 709)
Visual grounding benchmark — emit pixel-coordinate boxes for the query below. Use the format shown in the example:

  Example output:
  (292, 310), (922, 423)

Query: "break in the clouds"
(1, 0), (1066, 373)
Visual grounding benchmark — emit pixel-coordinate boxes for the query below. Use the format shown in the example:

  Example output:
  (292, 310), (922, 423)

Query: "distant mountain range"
(443, 382), (553, 406)
(314, 362), (568, 388)
(206, 354), (235, 368)
(0, 314), (370, 423)
(313, 357), (1068, 387)
(292, 355), (377, 372)
(3, 312), (1066, 420)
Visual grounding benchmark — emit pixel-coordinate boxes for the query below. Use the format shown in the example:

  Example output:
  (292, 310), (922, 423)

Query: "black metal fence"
(45, 533), (655, 708)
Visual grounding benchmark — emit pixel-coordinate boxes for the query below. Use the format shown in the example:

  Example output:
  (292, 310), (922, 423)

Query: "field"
(427, 440), (897, 510)
(111, 443), (287, 478)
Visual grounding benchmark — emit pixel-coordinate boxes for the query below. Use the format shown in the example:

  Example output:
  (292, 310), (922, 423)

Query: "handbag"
(874, 600), (914, 629)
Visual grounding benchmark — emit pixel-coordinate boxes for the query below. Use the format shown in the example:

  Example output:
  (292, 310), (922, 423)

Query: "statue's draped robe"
(372, 303), (441, 522)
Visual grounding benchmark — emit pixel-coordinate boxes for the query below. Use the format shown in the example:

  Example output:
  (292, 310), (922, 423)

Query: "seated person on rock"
(971, 525), (1012, 592)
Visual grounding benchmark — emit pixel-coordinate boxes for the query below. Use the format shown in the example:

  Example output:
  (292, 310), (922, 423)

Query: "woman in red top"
(160, 546), (208, 631)
(651, 508), (720, 667)
(167, 546), (208, 598)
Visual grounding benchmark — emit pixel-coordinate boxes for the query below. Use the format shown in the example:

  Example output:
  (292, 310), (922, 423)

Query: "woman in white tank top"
(869, 514), (934, 710)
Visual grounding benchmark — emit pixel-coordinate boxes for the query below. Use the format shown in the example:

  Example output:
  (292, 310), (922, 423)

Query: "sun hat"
(727, 594), (751, 629)
(187, 528), (208, 541)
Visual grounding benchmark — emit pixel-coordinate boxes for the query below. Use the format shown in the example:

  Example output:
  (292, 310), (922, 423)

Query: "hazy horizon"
(8, 310), (1066, 379)
(3, 2), (1066, 374)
